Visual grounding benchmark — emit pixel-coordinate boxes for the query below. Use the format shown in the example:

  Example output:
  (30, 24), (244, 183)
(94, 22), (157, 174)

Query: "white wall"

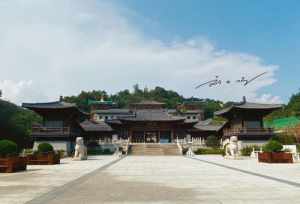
(240, 140), (267, 147)
(33, 141), (72, 155)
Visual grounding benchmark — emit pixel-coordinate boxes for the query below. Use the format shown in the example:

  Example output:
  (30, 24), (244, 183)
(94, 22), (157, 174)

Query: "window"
(193, 116), (197, 119)
(44, 120), (63, 127)
(244, 121), (261, 129)
(187, 116), (191, 119)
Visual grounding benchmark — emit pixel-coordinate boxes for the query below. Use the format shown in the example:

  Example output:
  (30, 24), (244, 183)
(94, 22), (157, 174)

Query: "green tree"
(0, 99), (41, 148)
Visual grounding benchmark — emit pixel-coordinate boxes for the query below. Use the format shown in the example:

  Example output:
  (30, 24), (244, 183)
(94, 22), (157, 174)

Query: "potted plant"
(258, 140), (293, 163)
(0, 140), (27, 173)
(27, 143), (60, 165)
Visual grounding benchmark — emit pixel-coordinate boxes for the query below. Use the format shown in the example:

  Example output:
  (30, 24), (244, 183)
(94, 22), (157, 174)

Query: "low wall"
(240, 140), (267, 147)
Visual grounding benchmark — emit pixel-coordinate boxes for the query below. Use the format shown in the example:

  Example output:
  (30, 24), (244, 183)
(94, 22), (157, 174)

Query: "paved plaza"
(0, 156), (118, 204)
(1, 155), (300, 204)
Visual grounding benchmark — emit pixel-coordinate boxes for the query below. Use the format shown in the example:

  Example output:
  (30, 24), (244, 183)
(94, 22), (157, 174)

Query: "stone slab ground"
(24, 156), (300, 204)
(1, 155), (300, 204)
(0, 156), (119, 204)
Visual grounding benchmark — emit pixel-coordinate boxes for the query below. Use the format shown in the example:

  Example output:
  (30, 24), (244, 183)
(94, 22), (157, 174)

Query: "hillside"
(63, 85), (224, 119)
(265, 92), (300, 122)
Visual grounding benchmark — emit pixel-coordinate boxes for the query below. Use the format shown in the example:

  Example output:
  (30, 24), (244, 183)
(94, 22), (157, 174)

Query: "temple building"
(108, 109), (195, 143)
(94, 100), (204, 143)
(214, 98), (282, 146)
(22, 96), (282, 154)
(88, 98), (118, 111)
(22, 100), (115, 154)
(172, 101), (205, 122)
(22, 101), (88, 153)
(190, 119), (226, 139)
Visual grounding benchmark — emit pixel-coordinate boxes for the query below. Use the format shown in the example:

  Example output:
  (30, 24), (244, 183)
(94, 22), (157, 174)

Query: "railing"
(224, 128), (274, 137)
(31, 126), (71, 136)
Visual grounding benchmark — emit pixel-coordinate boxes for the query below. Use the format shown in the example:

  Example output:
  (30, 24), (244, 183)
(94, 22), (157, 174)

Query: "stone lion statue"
(73, 137), (87, 160)
(225, 136), (239, 158)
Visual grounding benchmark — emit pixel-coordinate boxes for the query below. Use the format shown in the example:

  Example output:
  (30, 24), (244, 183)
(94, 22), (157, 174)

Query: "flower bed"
(258, 152), (293, 163)
(0, 156), (27, 173)
(27, 152), (60, 165)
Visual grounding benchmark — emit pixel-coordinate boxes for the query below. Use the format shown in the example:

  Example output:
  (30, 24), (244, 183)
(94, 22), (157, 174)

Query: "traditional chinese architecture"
(79, 120), (115, 143)
(22, 100), (114, 155)
(174, 101), (205, 122)
(190, 119), (226, 139)
(92, 108), (134, 121)
(22, 99), (225, 154)
(129, 100), (165, 110)
(88, 98), (118, 112)
(22, 100), (87, 154)
(108, 109), (196, 143)
(215, 98), (283, 146)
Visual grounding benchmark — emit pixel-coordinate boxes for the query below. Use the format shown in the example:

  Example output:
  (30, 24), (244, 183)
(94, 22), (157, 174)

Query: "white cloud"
(0, 80), (46, 103)
(0, 0), (281, 105)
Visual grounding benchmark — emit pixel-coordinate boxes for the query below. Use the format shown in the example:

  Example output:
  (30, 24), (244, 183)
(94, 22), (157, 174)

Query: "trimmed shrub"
(241, 145), (260, 156)
(87, 149), (102, 155)
(0, 140), (18, 157)
(37, 143), (54, 153)
(87, 148), (114, 155)
(194, 148), (224, 155)
(103, 149), (113, 155)
(205, 135), (220, 148)
(263, 140), (283, 153)
(271, 134), (296, 145)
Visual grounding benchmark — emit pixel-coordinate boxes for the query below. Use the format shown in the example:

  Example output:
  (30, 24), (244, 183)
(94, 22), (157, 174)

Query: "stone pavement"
(0, 156), (118, 204)
(27, 156), (300, 204)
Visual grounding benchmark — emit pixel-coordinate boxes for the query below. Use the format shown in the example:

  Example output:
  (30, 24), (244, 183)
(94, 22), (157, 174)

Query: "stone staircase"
(129, 144), (182, 156)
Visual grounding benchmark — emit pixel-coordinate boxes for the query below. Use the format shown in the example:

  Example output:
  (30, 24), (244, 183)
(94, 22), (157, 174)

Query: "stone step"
(130, 144), (181, 156)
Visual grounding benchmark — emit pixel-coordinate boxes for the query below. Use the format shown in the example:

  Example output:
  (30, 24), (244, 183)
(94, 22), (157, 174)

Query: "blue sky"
(0, 0), (298, 104)
(115, 0), (300, 102)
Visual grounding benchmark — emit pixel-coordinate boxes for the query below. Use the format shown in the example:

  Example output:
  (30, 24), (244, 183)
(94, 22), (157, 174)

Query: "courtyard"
(1, 155), (300, 204)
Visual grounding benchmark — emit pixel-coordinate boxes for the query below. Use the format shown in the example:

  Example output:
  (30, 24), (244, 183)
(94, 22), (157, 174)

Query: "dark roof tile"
(80, 120), (113, 132)
(22, 101), (76, 109)
(215, 102), (283, 116)
(193, 119), (226, 132)
(121, 110), (185, 122)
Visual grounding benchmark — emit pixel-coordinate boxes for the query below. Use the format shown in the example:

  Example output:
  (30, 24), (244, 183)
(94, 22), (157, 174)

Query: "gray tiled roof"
(167, 109), (177, 114)
(92, 109), (132, 115)
(193, 119), (226, 132)
(80, 120), (113, 132)
(121, 110), (185, 122)
(181, 110), (203, 114)
(22, 101), (76, 109)
(215, 102), (283, 116)
(22, 101), (89, 116)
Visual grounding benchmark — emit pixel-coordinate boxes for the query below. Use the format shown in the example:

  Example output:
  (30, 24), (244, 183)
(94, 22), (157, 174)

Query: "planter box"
(27, 152), (60, 165)
(258, 152), (293, 163)
(0, 156), (27, 173)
